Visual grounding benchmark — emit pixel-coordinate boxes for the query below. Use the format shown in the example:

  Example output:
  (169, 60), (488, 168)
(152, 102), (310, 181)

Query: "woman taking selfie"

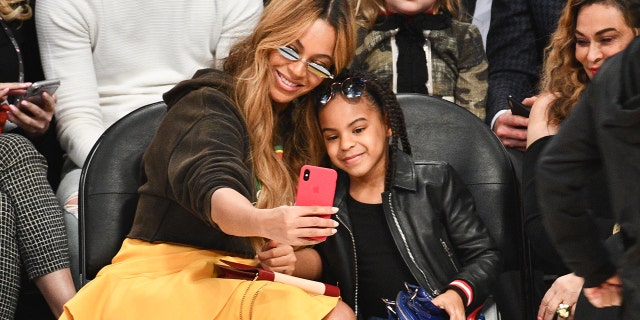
(58, 0), (358, 319)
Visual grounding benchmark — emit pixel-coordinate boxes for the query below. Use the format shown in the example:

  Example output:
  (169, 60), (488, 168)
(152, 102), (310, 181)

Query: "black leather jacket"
(316, 151), (501, 318)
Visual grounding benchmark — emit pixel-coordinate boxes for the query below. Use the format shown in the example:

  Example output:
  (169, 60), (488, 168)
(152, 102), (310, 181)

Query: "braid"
(353, 72), (411, 191)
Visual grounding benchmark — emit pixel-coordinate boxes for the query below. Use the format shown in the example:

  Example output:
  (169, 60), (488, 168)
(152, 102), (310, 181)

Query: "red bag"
(215, 260), (340, 297)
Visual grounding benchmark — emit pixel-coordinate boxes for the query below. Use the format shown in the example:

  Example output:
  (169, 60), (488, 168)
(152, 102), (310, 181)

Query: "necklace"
(0, 16), (25, 83)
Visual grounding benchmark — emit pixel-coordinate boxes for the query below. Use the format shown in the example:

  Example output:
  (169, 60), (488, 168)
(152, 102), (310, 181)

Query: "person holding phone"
(522, 1), (638, 319)
(57, 0), (358, 319)
(0, 82), (55, 136)
(312, 70), (500, 320)
(1, 1), (76, 318)
(1, 0), (64, 189)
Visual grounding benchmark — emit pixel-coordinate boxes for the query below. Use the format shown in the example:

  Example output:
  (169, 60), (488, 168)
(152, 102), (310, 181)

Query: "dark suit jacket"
(538, 38), (640, 319)
(461, 0), (476, 18)
(485, 0), (565, 122)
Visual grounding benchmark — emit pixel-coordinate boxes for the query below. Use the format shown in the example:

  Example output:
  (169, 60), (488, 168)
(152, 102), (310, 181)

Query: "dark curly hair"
(540, 0), (638, 126)
(315, 69), (411, 190)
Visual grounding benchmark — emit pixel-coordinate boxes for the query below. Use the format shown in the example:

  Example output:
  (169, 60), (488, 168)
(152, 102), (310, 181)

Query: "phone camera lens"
(303, 169), (310, 181)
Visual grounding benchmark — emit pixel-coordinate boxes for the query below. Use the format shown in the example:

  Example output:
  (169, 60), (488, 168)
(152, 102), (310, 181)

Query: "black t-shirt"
(348, 194), (418, 319)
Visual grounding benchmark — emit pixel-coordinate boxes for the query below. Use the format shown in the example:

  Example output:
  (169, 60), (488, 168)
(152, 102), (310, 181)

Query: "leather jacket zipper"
(335, 214), (360, 317)
(386, 193), (439, 296)
(440, 238), (459, 273)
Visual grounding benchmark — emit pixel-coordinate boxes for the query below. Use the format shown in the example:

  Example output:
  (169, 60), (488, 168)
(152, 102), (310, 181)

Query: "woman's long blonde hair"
(223, 0), (356, 246)
(540, 0), (636, 126)
(355, 0), (464, 28)
(0, 0), (31, 21)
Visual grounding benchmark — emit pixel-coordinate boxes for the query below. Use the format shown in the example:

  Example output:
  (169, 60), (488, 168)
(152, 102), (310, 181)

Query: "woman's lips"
(277, 71), (301, 91)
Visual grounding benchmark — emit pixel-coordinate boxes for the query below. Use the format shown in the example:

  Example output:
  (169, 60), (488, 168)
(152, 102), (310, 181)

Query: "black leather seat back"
(397, 93), (521, 270)
(398, 94), (528, 319)
(78, 102), (167, 285)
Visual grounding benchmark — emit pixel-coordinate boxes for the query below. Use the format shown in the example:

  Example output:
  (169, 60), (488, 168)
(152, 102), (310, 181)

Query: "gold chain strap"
(239, 275), (272, 320)
(239, 274), (259, 320)
(248, 282), (271, 320)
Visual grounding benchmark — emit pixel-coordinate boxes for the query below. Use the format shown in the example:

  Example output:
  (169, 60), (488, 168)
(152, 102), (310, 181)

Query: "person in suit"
(485, 0), (565, 151)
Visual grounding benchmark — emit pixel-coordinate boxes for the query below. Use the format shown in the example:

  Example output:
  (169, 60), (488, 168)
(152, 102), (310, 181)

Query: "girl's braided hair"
(315, 69), (411, 190)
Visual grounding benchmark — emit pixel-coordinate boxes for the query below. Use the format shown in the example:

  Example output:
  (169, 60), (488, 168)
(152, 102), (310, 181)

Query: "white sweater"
(36, 0), (262, 167)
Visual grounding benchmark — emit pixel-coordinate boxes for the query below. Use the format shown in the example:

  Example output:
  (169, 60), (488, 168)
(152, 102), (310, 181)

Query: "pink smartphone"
(295, 165), (337, 241)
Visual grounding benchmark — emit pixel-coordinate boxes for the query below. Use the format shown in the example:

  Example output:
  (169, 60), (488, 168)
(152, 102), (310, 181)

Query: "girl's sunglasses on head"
(319, 77), (367, 105)
(278, 46), (334, 79)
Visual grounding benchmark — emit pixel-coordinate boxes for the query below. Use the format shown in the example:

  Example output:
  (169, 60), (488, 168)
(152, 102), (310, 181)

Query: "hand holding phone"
(507, 95), (531, 118)
(16, 79), (60, 106)
(295, 165), (337, 241)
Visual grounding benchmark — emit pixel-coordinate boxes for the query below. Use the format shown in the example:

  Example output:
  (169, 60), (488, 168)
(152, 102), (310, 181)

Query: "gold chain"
(239, 274), (259, 320)
(248, 282), (271, 320)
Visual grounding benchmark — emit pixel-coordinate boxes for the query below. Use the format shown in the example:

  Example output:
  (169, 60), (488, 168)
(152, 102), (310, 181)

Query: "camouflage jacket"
(352, 19), (488, 120)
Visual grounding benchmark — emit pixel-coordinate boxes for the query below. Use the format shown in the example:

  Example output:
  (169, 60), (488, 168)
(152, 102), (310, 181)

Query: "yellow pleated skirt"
(59, 238), (339, 320)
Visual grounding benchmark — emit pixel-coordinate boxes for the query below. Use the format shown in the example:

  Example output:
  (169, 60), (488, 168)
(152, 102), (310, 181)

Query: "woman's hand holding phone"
(295, 165), (338, 241)
(260, 205), (339, 246)
(8, 90), (56, 137)
(0, 81), (58, 137)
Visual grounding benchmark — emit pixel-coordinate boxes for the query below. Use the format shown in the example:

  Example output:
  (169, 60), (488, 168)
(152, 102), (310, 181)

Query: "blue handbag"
(384, 282), (487, 320)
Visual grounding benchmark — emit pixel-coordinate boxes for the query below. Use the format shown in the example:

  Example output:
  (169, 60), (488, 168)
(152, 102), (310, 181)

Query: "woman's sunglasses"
(319, 77), (367, 105)
(277, 46), (334, 79)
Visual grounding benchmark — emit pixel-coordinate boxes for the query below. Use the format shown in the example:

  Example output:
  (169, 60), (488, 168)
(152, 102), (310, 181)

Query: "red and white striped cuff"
(449, 279), (473, 306)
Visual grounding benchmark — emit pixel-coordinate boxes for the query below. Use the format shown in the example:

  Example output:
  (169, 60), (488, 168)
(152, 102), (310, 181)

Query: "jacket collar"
(393, 150), (417, 191)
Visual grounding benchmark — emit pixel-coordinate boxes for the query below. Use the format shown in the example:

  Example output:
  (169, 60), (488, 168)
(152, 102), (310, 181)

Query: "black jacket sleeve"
(536, 76), (616, 288)
(522, 136), (570, 275)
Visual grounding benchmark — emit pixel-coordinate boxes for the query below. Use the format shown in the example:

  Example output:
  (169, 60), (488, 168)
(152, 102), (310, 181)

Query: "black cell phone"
(16, 79), (61, 105)
(507, 95), (531, 118)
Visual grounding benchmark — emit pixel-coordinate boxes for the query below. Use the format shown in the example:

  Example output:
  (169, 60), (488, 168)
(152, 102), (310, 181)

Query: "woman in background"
(522, 0), (638, 319)
(1, 0), (75, 318)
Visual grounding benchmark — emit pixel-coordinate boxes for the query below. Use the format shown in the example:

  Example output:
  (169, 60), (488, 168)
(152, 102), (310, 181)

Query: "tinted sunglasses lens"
(319, 91), (332, 105)
(278, 46), (299, 61)
(342, 78), (366, 99)
(308, 63), (333, 79)
(320, 83), (340, 105)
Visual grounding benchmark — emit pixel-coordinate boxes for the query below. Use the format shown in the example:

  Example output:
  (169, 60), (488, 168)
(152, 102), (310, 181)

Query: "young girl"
(313, 71), (500, 320)
(57, 0), (358, 319)
(351, 0), (487, 120)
